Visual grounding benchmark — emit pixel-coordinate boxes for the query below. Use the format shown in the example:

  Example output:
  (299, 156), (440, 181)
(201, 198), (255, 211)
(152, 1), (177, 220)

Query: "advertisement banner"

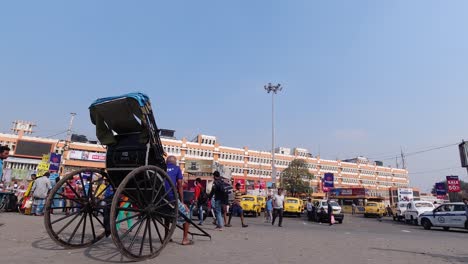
(330, 188), (366, 197)
(435, 182), (447, 197)
(446, 176), (461, 193)
(397, 188), (414, 202)
(37, 154), (50, 176)
(69, 150), (106, 162)
(48, 153), (62, 171)
(323, 173), (334, 188)
(185, 159), (214, 177)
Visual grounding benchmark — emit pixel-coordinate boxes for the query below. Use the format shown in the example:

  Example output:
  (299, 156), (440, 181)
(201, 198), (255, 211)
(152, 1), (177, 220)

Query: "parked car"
(418, 202), (468, 231)
(284, 197), (303, 217)
(240, 195), (261, 217)
(403, 201), (435, 225)
(315, 200), (344, 223)
(364, 202), (386, 218)
(393, 201), (410, 221)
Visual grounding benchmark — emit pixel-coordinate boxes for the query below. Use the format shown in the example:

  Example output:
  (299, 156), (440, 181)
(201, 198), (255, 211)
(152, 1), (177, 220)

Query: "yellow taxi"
(240, 195), (261, 217)
(256, 196), (266, 212)
(364, 202), (386, 217)
(284, 197), (303, 217)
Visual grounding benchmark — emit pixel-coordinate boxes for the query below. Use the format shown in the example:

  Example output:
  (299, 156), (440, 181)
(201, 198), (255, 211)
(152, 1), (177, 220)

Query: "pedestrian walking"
(192, 178), (208, 225)
(272, 188), (285, 227)
(31, 172), (52, 216)
(327, 200), (334, 226)
(226, 183), (248, 228)
(386, 205), (393, 217)
(264, 195), (273, 223)
(352, 202), (356, 215)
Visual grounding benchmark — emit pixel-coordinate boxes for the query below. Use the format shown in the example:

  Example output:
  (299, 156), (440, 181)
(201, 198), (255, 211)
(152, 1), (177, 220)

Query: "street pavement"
(0, 212), (467, 264)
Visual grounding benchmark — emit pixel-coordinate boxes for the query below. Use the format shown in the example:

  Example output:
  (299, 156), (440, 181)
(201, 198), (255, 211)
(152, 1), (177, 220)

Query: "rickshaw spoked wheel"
(110, 165), (178, 261)
(44, 168), (112, 248)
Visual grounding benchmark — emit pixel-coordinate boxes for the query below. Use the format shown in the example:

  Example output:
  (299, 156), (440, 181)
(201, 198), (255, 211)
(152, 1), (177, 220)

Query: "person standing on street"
(0, 146), (10, 226)
(0, 146), (10, 183)
(272, 188), (285, 227)
(351, 202), (356, 215)
(265, 195), (273, 223)
(327, 200), (334, 226)
(386, 205), (393, 217)
(226, 182), (248, 228)
(209, 171), (228, 231)
(192, 178), (207, 225)
(31, 172), (52, 216)
(166, 155), (192, 245)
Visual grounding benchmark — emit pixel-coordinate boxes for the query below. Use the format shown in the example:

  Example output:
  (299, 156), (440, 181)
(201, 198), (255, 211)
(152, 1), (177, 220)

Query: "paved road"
(0, 212), (467, 264)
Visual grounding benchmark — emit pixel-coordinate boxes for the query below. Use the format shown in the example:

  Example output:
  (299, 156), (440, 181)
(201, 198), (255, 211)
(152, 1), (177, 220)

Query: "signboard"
(37, 154), (50, 176)
(446, 176), (461, 193)
(397, 188), (414, 202)
(15, 140), (53, 158)
(323, 173), (334, 191)
(185, 159), (213, 173)
(435, 182), (447, 198)
(69, 150), (106, 162)
(330, 188), (366, 197)
(48, 153), (62, 171)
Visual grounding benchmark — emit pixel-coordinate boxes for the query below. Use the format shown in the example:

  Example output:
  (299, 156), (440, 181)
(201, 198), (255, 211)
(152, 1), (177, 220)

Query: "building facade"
(0, 128), (410, 198)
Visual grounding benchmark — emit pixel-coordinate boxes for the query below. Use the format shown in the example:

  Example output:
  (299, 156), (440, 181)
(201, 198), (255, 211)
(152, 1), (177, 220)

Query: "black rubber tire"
(110, 165), (178, 261)
(44, 168), (110, 248)
(421, 219), (431, 230)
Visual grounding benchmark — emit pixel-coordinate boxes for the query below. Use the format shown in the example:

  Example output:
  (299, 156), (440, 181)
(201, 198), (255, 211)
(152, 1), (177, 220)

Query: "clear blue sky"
(1, 1), (468, 191)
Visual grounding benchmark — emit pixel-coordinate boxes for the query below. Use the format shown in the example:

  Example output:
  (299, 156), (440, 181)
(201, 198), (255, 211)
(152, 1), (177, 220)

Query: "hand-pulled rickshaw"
(43, 93), (210, 260)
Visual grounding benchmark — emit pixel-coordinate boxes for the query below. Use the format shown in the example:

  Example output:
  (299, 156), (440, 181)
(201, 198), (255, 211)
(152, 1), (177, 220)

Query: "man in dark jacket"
(209, 171), (227, 231)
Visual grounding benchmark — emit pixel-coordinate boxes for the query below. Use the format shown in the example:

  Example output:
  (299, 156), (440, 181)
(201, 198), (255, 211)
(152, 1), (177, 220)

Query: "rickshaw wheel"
(44, 168), (112, 248)
(110, 165), (178, 260)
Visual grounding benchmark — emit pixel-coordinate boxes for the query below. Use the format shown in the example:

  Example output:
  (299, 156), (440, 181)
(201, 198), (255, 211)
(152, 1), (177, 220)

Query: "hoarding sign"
(397, 188), (414, 202)
(69, 150), (106, 162)
(185, 159), (213, 173)
(446, 176), (461, 193)
(435, 182), (447, 197)
(48, 153), (62, 171)
(37, 154), (50, 176)
(323, 173), (334, 188)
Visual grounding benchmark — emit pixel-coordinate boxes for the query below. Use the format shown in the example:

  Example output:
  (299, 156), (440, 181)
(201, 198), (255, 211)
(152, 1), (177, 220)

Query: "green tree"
(281, 159), (314, 196)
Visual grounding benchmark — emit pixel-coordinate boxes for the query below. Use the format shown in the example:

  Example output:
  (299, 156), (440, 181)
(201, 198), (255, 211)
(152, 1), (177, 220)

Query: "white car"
(418, 202), (468, 231)
(393, 201), (410, 221)
(317, 200), (342, 214)
(403, 201), (435, 225)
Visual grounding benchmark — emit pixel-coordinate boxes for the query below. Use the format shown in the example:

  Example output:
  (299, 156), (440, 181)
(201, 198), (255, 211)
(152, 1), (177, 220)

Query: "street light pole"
(264, 83), (282, 189)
